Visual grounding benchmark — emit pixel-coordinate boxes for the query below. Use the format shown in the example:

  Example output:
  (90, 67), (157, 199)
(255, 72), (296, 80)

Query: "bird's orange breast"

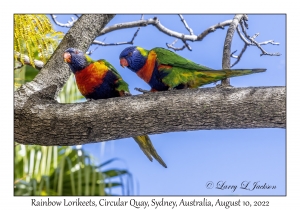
(136, 50), (157, 83)
(75, 61), (108, 96)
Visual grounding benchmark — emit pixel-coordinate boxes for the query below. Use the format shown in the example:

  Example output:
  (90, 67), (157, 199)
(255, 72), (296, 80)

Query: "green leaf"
(97, 158), (124, 168)
(103, 169), (128, 177)
(25, 65), (39, 82)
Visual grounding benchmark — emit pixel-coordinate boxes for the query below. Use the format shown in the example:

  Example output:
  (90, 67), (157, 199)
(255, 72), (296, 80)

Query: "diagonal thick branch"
(14, 87), (286, 146)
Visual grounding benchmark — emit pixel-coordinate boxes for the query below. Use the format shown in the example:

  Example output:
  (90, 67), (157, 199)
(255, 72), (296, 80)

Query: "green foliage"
(14, 14), (63, 89)
(57, 75), (85, 103)
(14, 145), (134, 196)
(14, 65), (39, 90)
(14, 14), (63, 67)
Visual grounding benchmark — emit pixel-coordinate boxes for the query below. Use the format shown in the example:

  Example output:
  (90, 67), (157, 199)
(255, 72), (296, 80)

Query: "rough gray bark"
(222, 14), (245, 86)
(15, 86), (286, 146)
(14, 14), (286, 146)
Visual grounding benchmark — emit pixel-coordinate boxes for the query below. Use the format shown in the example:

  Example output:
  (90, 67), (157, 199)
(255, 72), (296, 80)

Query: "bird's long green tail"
(221, 68), (267, 78)
(196, 68), (267, 81)
(133, 136), (167, 168)
(189, 68), (267, 88)
(163, 68), (267, 89)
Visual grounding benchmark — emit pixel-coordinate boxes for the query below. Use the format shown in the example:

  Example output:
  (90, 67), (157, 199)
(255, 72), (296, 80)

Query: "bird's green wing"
(152, 48), (266, 88)
(101, 59), (122, 78)
(151, 48), (214, 88)
(162, 66), (266, 88)
(100, 59), (130, 93)
(152, 47), (213, 71)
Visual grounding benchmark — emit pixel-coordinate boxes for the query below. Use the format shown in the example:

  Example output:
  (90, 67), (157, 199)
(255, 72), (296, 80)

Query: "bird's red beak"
(63, 52), (71, 63)
(120, 58), (128, 68)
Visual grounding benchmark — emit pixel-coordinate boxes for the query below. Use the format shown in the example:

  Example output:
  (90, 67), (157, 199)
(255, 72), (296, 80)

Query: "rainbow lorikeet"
(63, 48), (167, 168)
(119, 46), (266, 92)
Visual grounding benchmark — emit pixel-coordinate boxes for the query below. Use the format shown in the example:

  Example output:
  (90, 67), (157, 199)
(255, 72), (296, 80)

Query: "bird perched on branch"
(63, 48), (167, 168)
(119, 46), (266, 92)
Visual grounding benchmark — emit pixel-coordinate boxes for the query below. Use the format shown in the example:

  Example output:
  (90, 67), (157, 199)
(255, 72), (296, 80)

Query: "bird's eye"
(75, 50), (79, 54)
(128, 52), (132, 57)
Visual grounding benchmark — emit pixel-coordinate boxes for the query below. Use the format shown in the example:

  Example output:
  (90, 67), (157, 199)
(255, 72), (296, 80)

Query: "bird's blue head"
(119, 46), (148, 73)
(63, 48), (89, 73)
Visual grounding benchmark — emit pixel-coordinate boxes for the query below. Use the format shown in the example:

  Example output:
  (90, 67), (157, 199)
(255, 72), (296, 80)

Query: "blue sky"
(51, 14), (286, 196)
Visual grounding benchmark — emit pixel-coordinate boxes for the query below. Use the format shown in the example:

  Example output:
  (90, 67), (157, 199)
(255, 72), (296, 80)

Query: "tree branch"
(14, 52), (44, 70)
(222, 14), (245, 86)
(166, 39), (185, 51)
(14, 63), (23, 70)
(238, 20), (281, 56)
(92, 23), (141, 47)
(179, 14), (194, 35)
(14, 87), (286, 146)
(166, 38), (192, 51)
(51, 14), (78, 28)
(230, 43), (248, 68)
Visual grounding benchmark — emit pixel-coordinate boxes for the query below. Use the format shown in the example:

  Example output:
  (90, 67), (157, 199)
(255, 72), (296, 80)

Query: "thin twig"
(86, 47), (99, 55)
(249, 37), (281, 56)
(92, 23), (141, 47)
(166, 35), (192, 51)
(259, 40), (280, 45)
(166, 43), (186, 51)
(231, 50), (238, 58)
(231, 43), (248, 67)
(14, 48), (100, 71)
(92, 40), (135, 46)
(181, 38), (192, 51)
(198, 20), (233, 41)
(239, 20), (281, 56)
(234, 21), (280, 66)
(131, 28), (141, 43)
(14, 52), (44, 70)
(236, 24), (251, 45)
(242, 16), (249, 29)
(51, 14), (77, 28)
(170, 39), (178, 46)
(134, 87), (150, 93)
(229, 25), (251, 67)
(222, 14), (245, 86)
(14, 62), (23, 70)
(166, 39), (187, 51)
(179, 14), (194, 35)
